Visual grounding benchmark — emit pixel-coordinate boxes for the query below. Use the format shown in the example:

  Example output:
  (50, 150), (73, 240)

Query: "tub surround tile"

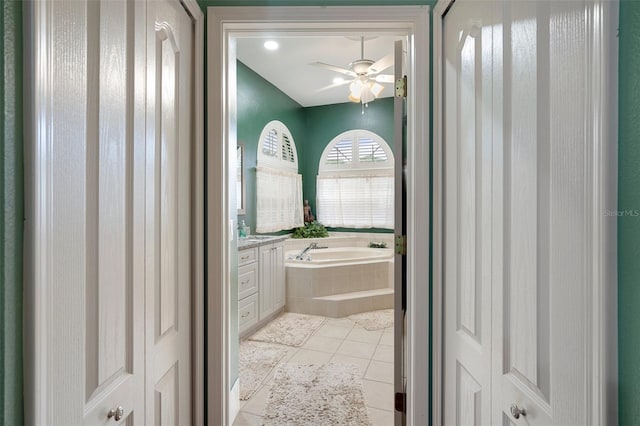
(371, 292), (395, 311)
(285, 247), (394, 317)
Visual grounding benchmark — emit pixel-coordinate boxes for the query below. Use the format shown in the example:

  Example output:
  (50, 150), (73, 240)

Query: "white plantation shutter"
(256, 167), (303, 232)
(317, 173), (394, 228)
(316, 130), (394, 229)
(255, 121), (302, 232)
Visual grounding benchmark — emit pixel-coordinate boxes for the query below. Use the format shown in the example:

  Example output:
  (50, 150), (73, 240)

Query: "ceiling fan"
(311, 36), (394, 107)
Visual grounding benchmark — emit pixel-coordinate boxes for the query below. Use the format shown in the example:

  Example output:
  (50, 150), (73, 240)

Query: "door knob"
(107, 406), (124, 421)
(510, 403), (526, 419)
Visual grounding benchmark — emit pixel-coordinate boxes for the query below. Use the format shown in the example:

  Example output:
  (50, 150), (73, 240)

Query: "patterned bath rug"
(248, 313), (326, 347)
(263, 363), (372, 426)
(239, 341), (290, 401)
(348, 309), (394, 331)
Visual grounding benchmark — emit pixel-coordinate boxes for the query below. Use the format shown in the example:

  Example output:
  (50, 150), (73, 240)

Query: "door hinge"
(395, 75), (407, 98)
(395, 392), (406, 413)
(395, 235), (407, 256)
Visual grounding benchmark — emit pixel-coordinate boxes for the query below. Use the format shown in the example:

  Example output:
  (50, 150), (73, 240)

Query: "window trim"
(318, 129), (394, 173)
(317, 129), (394, 229)
(257, 120), (298, 172)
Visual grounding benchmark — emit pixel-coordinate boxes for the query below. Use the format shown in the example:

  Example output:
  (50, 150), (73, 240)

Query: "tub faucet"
(296, 242), (318, 260)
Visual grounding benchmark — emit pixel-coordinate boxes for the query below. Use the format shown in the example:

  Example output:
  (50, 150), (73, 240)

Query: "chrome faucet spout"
(296, 242), (318, 260)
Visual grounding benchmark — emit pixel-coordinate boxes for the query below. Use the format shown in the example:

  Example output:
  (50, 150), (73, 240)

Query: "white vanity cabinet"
(237, 246), (259, 334)
(237, 237), (285, 337)
(259, 241), (285, 320)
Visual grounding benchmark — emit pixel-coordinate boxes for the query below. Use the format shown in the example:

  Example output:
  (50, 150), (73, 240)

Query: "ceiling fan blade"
(367, 54), (394, 74)
(375, 74), (395, 84)
(315, 79), (353, 93)
(310, 62), (356, 77)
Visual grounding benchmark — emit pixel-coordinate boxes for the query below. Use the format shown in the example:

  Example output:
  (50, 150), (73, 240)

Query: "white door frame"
(432, 0), (619, 424)
(183, 1), (206, 425)
(206, 6), (430, 425)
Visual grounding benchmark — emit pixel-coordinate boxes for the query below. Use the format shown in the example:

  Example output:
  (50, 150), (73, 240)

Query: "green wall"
(0, 1), (23, 425)
(238, 61), (396, 233)
(233, 60), (306, 387)
(237, 61), (307, 233)
(618, 1), (640, 423)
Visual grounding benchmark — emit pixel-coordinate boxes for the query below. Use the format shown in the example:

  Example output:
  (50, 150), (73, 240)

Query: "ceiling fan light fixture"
(348, 78), (383, 104)
(369, 81), (384, 97)
(348, 93), (361, 103)
(360, 85), (376, 104)
(348, 79), (363, 103)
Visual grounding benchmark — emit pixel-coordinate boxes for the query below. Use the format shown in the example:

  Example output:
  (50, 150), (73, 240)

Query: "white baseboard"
(229, 378), (240, 425)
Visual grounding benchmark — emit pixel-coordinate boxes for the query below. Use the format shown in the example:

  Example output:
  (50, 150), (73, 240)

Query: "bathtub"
(285, 246), (394, 318)
(285, 247), (393, 266)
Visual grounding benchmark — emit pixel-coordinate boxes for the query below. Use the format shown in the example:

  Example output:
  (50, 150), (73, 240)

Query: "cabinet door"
(273, 244), (285, 309)
(259, 244), (273, 320)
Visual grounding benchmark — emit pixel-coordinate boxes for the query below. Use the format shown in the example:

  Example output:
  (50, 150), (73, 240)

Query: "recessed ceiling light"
(264, 40), (279, 51)
(333, 77), (345, 85)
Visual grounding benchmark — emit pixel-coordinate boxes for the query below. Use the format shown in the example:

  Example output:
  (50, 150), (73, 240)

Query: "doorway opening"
(205, 6), (430, 425)
(234, 49), (398, 420)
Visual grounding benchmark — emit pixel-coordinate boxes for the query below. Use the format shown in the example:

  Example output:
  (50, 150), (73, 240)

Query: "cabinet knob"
(510, 403), (526, 420)
(107, 406), (124, 421)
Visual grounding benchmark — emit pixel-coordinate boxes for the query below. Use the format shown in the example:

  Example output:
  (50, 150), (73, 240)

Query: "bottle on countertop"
(238, 220), (247, 238)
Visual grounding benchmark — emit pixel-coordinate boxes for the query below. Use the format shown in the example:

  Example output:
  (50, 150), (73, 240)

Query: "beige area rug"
(348, 309), (394, 331)
(239, 341), (289, 401)
(248, 313), (326, 347)
(264, 363), (372, 426)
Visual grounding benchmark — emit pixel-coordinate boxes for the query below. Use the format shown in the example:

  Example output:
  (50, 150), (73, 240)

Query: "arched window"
(256, 120), (303, 232)
(317, 130), (394, 229)
(257, 120), (298, 171)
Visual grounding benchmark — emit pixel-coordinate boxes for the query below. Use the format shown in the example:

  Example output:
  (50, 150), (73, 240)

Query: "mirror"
(237, 144), (246, 214)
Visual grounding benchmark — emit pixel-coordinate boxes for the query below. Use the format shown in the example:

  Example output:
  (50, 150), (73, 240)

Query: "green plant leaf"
(291, 221), (329, 239)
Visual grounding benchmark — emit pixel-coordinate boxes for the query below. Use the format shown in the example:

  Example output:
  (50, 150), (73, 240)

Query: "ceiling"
(236, 35), (402, 108)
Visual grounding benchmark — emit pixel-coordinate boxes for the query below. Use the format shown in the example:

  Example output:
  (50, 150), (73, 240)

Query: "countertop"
(237, 235), (289, 250)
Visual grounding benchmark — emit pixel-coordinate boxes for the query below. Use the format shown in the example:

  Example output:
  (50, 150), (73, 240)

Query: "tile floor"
(233, 315), (395, 426)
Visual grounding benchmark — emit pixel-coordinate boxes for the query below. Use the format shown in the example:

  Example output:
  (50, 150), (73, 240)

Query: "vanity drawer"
(239, 293), (259, 333)
(238, 264), (258, 299)
(238, 247), (258, 266)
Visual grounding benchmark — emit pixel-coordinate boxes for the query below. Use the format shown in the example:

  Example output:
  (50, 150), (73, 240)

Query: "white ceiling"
(236, 35), (402, 108)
